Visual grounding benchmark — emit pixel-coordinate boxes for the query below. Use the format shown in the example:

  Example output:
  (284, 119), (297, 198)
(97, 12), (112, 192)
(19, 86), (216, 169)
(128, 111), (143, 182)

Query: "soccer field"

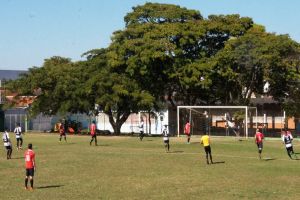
(0, 134), (300, 200)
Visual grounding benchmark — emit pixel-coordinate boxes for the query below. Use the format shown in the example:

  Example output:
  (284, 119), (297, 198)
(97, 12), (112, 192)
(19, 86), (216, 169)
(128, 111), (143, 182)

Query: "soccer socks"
(25, 178), (28, 188)
(20, 138), (23, 148)
(30, 179), (34, 188)
(206, 154), (209, 164)
(164, 144), (170, 152)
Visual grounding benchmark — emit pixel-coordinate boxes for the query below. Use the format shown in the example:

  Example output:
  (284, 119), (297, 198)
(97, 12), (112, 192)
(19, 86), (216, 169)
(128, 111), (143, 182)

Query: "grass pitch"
(0, 133), (300, 200)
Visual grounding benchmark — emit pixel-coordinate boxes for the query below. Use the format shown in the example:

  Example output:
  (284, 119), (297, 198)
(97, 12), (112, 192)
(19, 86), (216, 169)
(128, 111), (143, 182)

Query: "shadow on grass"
(263, 158), (276, 161)
(190, 142), (200, 144)
(36, 185), (64, 189)
(294, 152), (300, 155)
(168, 150), (184, 154)
(212, 161), (225, 164)
(11, 157), (24, 160)
(66, 142), (76, 145)
(95, 144), (110, 147)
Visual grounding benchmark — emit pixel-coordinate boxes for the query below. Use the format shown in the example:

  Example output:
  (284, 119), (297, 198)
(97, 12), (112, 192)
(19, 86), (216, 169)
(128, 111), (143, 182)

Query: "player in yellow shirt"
(200, 134), (213, 165)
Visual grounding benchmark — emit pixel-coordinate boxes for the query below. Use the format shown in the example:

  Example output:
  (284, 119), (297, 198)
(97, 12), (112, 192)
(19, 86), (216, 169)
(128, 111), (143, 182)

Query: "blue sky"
(0, 0), (299, 70)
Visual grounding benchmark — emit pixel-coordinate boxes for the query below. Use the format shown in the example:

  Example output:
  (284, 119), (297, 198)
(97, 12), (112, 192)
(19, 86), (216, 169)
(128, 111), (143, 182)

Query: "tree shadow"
(36, 185), (64, 189)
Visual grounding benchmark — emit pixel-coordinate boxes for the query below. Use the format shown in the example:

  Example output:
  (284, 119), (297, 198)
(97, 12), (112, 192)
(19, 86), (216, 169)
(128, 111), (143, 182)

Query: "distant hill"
(0, 70), (27, 80)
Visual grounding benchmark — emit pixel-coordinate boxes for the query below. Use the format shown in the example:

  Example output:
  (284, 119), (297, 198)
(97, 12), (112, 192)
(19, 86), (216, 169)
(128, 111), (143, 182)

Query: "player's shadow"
(11, 157), (24, 160)
(294, 152), (300, 155)
(168, 150), (184, 154)
(263, 158), (276, 161)
(36, 185), (64, 189)
(96, 144), (110, 147)
(190, 142), (200, 144)
(212, 161), (225, 164)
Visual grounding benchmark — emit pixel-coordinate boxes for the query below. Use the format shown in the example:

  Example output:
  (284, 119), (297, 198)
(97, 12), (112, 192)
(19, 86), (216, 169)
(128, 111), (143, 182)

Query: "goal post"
(177, 106), (257, 138)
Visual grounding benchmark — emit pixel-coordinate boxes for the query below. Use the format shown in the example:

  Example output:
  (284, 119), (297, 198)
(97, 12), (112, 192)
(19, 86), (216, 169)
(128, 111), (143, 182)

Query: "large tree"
(83, 49), (155, 135)
(212, 25), (300, 105)
(10, 56), (93, 115)
(108, 3), (254, 106)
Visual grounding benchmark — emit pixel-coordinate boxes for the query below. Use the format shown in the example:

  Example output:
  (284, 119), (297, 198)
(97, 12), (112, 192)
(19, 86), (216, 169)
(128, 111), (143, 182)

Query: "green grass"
(0, 133), (300, 200)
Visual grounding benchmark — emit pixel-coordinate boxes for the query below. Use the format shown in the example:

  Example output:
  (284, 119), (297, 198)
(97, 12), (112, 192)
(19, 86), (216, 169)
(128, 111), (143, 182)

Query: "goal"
(177, 106), (257, 138)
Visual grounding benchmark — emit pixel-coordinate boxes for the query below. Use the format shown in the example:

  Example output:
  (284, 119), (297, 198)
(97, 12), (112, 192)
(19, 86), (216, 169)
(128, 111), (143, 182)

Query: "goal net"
(177, 106), (257, 138)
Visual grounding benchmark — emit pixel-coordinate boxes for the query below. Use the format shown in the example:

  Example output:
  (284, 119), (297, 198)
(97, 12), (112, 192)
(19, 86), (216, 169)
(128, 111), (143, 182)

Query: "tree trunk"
(106, 109), (130, 135)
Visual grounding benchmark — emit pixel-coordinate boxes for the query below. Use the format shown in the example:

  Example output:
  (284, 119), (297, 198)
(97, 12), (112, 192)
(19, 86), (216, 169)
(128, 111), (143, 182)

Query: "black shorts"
(91, 134), (97, 139)
(16, 137), (22, 141)
(286, 146), (293, 152)
(5, 146), (12, 150)
(204, 146), (211, 154)
(26, 168), (34, 177)
(257, 142), (263, 150)
(60, 133), (66, 136)
(164, 140), (169, 144)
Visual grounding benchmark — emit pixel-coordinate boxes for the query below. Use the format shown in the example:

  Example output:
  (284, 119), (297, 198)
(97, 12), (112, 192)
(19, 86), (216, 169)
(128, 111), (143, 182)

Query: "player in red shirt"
(24, 143), (36, 190)
(254, 129), (264, 159)
(90, 121), (97, 146)
(184, 121), (191, 144)
(59, 122), (67, 142)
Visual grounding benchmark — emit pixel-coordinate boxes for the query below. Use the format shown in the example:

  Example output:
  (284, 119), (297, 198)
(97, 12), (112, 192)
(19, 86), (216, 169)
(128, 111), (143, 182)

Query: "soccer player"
(254, 129), (264, 159)
(139, 119), (144, 141)
(286, 130), (295, 154)
(282, 130), (296, 159)
(200, 133), (213, 164)
(24, 143), (36, 190)
(2, 129), (12, 159)
(14, 123), (23, 150)
(59, 122), (67, 142)
(162, 124), (170, 152)
(184, 121), (191, 144)
(90, 121), (97, 146)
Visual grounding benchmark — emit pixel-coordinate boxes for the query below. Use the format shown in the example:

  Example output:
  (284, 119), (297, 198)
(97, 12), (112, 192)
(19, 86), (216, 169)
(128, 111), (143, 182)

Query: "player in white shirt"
(14, 123), (24, 150)
(162, 124), (170, 152)
(139, 119), (144, 141)
(282, 130), (296, 159)
(2, 129), (13, 159)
